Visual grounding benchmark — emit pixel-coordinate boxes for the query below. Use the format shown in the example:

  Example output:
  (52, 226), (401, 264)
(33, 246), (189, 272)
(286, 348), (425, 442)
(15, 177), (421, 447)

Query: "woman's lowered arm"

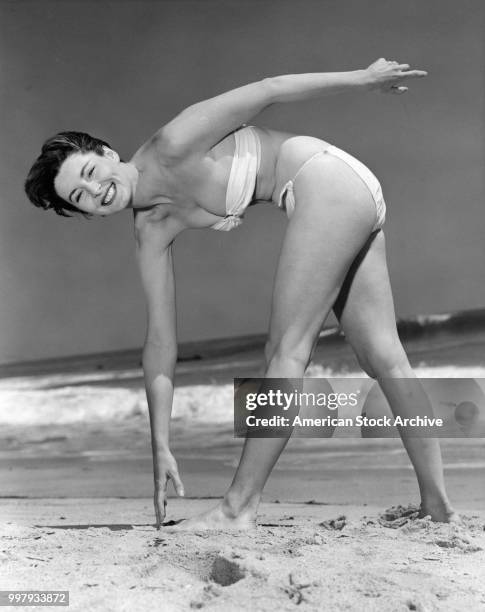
(135, 220), (184, 527)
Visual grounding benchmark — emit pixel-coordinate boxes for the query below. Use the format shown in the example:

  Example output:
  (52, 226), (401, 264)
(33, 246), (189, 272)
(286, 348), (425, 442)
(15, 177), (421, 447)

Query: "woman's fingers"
(169, 469), (185, 497)
(390, 85), (409, 95)
(154, 495), (166, 528)
(154, 482), (167, 528)
(384, 69), (427, 94)
(366, 58), (427, 93)
(382, 66), (427, 94)
(152, 454), (184, 527)
(399, 69), (428, 79)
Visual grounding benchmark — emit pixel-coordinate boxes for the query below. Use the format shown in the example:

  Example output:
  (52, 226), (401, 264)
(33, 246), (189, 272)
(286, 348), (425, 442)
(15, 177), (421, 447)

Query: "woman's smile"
(101, 182), (116, 206)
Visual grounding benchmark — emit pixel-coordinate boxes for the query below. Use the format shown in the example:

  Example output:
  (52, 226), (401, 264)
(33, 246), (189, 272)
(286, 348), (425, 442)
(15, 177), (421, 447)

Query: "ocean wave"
(0, 365), (484, 426)
(0, 369), (144, 391)
(0, 384), (235, 426)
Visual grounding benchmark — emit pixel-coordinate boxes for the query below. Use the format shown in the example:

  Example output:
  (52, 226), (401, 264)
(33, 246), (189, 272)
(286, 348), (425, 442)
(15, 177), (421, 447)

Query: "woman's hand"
(153, 449), (185, 528)
(364, 58), (428, 94)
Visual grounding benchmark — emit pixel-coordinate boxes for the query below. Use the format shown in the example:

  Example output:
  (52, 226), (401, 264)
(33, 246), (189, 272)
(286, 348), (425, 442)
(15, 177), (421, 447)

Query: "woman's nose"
(85, 181), (102, 196)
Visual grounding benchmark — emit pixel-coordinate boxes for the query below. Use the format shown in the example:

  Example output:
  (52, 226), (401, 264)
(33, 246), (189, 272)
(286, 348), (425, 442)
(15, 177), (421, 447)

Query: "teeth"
(102, 183), (115, 206)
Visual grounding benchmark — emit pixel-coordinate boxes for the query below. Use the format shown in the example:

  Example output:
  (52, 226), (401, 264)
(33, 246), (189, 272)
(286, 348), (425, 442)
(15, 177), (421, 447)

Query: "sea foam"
(0, 365), (484, 426)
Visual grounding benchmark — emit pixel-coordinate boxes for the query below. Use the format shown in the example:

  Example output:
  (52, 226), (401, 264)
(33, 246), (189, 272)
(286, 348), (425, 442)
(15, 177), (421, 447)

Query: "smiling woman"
(24, 132), (138, 217)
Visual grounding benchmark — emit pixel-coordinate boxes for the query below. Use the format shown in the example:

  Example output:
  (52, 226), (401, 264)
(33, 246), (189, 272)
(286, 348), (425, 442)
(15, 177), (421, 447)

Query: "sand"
(1, 498), (484, 612)
(2, 400), (485, 611)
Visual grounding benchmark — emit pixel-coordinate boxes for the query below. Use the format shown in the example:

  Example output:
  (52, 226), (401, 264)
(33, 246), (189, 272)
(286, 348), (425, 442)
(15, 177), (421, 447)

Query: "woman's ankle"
(420, 490), (455, 517)
(222, 490), (261, 519)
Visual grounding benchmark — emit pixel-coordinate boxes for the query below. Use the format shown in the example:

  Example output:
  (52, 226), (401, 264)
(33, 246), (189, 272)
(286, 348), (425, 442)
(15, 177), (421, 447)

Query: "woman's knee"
(264, 335), (313, 372)
(355, 338), (412, 379)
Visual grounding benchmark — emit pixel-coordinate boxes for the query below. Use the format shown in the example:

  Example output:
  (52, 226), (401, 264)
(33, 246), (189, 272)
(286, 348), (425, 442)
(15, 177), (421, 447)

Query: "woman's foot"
(168, 500), (257, 532)
(419, 498), (459, 523)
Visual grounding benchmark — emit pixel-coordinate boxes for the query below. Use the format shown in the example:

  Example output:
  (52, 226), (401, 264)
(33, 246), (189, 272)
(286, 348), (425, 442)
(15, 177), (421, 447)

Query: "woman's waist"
(271, 135), (336, 202)
(180, 130), (327, 219)
(196, 126), (282, 211)
(250, 127), (304, 202)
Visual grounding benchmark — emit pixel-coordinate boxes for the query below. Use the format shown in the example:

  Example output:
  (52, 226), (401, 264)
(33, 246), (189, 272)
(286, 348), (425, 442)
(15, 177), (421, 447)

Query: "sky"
(0, 0), (484, 363)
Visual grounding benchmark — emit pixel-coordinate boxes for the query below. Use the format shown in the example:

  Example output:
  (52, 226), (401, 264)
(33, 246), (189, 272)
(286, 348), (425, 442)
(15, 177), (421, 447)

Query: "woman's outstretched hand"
(153, 449), (185, 528)
(365, 58), (428, 94)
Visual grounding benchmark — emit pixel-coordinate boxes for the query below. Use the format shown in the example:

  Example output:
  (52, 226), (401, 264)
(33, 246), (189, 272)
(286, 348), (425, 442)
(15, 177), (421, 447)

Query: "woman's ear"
(102, 146), (120, 162)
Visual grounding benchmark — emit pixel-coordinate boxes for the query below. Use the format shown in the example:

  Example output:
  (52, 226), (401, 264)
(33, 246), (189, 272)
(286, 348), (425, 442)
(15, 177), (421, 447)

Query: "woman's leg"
(333, 230), (455, 521)
(176, 152), (378, 530)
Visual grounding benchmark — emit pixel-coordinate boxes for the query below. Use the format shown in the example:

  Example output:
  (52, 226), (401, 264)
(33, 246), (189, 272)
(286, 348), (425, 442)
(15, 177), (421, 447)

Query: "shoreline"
(2, 307), (485, 384)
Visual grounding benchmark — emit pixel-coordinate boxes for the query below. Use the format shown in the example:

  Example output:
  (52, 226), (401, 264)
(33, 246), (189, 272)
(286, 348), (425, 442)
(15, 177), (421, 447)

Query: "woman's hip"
(273, 136), (386, 231)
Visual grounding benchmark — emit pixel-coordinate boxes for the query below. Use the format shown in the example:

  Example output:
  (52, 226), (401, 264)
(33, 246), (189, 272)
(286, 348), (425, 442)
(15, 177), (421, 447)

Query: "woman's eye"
(88, 167), (95, 178)
(76, 191), (83, 203)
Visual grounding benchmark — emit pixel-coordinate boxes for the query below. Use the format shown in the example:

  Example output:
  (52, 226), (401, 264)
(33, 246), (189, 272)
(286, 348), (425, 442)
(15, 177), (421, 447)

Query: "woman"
(25, 58), (456, 529)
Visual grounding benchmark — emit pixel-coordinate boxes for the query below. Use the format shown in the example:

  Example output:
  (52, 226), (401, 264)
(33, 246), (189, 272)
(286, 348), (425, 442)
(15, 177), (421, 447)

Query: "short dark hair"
(24, 131), (112, 217)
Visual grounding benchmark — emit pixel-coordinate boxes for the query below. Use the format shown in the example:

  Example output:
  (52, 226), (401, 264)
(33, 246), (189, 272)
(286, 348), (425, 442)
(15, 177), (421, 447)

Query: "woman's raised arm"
(158, 58), (426, 154)
(263, 58), (427, 102)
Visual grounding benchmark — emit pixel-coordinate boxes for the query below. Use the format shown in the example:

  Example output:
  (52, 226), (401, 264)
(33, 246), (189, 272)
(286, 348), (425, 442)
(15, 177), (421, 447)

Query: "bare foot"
(419, 501), (460, 523)
(166, 502), (257, 532)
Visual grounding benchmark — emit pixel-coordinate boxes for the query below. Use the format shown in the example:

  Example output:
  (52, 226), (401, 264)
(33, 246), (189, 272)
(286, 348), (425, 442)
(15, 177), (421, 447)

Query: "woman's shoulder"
(134, 204), (168, 224)
(131, 128), (188, 167)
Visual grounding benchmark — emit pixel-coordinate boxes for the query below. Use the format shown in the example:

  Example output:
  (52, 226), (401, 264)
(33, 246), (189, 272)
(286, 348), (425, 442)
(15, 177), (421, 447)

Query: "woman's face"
(54, 147), (135, 216)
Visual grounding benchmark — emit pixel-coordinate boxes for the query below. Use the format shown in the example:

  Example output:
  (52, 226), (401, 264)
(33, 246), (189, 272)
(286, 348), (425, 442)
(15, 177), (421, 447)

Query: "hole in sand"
(209, 555), (246, 586)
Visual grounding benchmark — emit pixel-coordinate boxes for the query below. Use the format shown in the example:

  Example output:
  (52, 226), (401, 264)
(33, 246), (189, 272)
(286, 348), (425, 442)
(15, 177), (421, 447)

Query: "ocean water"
(1, 362), (485, 427)
(2, 349), (485, 504)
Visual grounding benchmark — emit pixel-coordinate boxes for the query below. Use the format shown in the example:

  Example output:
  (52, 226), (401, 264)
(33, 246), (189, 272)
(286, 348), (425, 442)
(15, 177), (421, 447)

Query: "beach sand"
(1, 419), (485, 611)
(1, 498), (484, 611)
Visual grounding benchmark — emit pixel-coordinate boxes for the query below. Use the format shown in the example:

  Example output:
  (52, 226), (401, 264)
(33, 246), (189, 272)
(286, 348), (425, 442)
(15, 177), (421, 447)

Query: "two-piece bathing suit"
(210, 125), (386, 232)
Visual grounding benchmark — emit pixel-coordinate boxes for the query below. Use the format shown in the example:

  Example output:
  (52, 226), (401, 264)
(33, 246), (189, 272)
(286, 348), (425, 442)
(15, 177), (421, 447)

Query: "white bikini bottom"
(277, 144), (386, 231)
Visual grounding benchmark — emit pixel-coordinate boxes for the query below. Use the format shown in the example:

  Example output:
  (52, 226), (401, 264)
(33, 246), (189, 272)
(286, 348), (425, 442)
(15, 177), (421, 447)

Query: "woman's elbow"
(142, 340), (177, 373)
(260, 76), (280, 104)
